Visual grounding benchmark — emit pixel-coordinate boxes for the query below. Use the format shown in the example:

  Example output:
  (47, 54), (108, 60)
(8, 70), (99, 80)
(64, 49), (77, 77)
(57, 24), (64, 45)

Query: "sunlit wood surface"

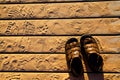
(0, 0), (120, 80)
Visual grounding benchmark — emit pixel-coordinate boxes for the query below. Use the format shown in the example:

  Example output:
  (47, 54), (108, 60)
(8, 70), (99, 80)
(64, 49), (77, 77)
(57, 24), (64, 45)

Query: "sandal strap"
(66, 42), (79, 50)
(71, 49), (81, 58)
(84, 43), (99, 55)
(67, 47), (81, 61)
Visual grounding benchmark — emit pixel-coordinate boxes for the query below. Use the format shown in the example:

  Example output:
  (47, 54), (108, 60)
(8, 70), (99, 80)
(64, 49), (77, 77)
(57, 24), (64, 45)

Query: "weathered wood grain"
(0, 18), (120, 35)
(0, 1), (120, 19)
(0, 73), (120, 80)
(0, 0), (117, 3)
(0, 0), (85, 3)
(0, 0), (114, 3)
(0, 54), (119, 72)
(0, 36), (120, 53)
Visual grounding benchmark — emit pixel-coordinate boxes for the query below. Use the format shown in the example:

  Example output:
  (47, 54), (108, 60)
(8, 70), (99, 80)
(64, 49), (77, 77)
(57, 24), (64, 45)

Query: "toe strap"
(84, 43), (99, 55)
(67, 47), (81, 61)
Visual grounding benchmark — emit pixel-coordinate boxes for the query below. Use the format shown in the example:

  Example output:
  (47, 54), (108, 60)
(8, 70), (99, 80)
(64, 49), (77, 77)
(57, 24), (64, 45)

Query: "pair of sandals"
(65, 35), (103, 77)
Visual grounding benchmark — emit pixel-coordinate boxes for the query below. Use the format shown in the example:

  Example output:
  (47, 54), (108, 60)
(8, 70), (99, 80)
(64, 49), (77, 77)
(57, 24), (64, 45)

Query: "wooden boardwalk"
(0, 0), (120, 80)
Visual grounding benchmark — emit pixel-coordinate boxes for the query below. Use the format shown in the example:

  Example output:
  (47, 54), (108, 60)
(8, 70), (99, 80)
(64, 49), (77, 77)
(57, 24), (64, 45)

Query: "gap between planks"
(0, 0), (120, 4)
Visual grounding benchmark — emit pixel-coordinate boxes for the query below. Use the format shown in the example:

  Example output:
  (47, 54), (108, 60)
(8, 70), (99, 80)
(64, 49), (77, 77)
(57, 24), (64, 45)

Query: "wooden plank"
(0, 36), (120, 53)
(0, 18), (120, 35)
(0, 0), (87, 3)
(0, 1), (120, 19)
(0, 73), (120, 80)
(0, 0), (118, 3)
(0, 54), (119, 72)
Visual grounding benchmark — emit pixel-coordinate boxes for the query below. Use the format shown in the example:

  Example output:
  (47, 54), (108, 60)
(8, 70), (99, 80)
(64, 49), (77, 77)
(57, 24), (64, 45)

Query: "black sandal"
(80, 35), (103, 72)
(65, 38), (83, 77)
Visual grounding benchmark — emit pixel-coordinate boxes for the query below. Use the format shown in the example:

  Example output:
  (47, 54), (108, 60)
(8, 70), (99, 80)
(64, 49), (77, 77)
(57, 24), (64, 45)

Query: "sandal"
(65, 38), (83, 77)
(80, 35), (103, 72)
